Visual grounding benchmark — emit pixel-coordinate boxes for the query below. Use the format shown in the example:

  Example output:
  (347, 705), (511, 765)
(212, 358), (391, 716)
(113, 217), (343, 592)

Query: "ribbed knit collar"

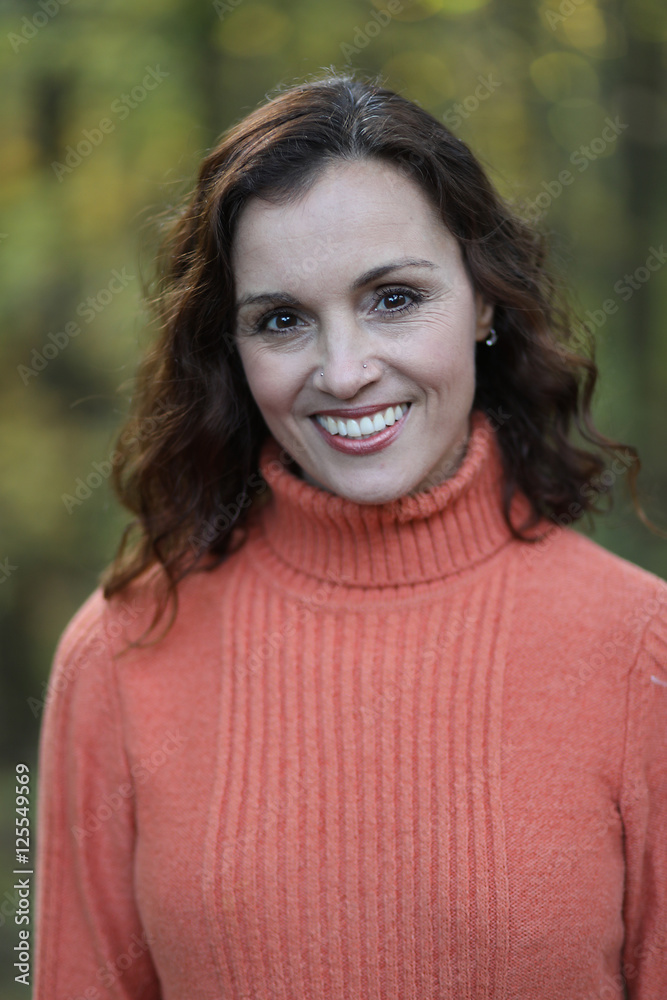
(253, 409), (533, 588)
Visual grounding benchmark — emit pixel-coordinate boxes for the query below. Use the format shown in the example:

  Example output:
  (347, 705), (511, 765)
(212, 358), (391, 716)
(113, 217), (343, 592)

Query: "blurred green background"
(1, 0), (666, 993)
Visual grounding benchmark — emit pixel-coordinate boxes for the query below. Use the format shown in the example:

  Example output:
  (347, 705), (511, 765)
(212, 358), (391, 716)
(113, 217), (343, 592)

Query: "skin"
(232, 157), (494, 504)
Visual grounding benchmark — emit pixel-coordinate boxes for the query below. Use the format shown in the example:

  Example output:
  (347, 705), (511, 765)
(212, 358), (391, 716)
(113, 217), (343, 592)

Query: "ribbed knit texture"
(34, 409), (667, 1000)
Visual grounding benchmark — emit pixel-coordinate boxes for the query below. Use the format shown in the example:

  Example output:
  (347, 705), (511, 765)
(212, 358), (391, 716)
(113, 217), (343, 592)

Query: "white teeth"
(315, 403), (409, 439)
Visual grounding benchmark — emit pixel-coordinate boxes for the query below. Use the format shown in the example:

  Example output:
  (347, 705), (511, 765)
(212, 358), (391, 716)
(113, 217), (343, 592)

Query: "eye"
(377, 291), (409, 310)
(373, 286), (424, 316)
(255, 310), (305, 336)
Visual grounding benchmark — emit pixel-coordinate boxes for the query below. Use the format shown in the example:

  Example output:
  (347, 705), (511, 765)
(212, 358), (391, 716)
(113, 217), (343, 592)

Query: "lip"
(310, 402), (412, 455)
(311, 401), (410, 419)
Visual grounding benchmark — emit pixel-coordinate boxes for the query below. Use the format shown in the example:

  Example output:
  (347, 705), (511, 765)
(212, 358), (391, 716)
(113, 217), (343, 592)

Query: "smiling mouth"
(313, 403), (411, 440)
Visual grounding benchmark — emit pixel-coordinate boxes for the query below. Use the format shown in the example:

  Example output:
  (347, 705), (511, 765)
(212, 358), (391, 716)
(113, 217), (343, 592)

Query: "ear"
(473, 292), (495, 342)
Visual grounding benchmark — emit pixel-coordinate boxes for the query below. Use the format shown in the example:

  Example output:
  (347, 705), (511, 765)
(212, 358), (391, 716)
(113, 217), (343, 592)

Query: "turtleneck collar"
(252, 409), (534, 589)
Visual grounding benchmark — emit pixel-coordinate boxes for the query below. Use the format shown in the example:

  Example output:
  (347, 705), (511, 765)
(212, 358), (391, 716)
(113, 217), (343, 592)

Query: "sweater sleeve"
(620, 590), (667, 998)
(34, 590), (162, 1000)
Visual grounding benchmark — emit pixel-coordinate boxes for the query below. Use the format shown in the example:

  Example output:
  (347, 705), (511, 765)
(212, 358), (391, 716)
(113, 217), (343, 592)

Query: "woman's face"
(232, 157), (494, 504)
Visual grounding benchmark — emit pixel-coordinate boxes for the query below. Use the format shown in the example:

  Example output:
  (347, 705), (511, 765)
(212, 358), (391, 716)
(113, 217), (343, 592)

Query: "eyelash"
(251, 286), (426, 336)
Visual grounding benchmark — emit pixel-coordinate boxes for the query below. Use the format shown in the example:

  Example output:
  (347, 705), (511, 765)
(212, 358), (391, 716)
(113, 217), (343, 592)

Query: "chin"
(320, 469), (422, 505)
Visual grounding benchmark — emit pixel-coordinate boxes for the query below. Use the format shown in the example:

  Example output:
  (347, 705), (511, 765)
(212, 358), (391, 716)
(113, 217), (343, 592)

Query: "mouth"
(312, 402), (411, 440)
(309, 402), (412, 456)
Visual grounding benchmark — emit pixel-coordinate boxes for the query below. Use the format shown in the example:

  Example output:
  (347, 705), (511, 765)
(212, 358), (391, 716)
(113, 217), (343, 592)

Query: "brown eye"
(269, 313), (297, 329)
(374, 287), (424, 316)
(257, 310), (305, 336)
(381, 292), (408, 310)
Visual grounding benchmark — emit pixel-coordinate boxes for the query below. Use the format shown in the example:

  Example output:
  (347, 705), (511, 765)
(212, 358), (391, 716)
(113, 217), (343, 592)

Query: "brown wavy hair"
(100, 68), (657, 648)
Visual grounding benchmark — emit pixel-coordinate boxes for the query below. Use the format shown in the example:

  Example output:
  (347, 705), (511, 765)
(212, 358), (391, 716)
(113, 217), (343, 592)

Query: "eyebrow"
(234, 257), (437, 311)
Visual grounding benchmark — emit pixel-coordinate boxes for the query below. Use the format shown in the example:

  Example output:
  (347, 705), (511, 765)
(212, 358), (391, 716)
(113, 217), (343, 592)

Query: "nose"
(316, 321), (382, 399)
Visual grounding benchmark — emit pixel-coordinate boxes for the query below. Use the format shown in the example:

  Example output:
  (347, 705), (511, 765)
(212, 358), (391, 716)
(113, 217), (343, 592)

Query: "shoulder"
(514, 524), (667, 648)
(517, 522), (666, 600)
(48, 586), (113, 680)
(49, 559), (235, 683)
(49, 574), (153, 672)
(42, 584), (122, 727)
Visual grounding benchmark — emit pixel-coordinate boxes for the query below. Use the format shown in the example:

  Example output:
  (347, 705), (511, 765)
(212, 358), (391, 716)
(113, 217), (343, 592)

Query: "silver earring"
(485, 328), (498, 346)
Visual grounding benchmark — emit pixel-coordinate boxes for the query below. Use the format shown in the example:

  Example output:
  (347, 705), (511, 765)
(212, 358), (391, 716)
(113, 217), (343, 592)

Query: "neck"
(296, 427), (472, 498)
(251, 410), (535, 591)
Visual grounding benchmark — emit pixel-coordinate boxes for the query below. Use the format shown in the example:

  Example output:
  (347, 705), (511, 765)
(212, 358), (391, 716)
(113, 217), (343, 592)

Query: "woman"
(34, 71), (666, 999)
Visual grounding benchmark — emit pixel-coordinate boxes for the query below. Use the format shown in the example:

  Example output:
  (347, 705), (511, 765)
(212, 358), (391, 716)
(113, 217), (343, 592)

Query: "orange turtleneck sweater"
(34, 409), (667, 1000)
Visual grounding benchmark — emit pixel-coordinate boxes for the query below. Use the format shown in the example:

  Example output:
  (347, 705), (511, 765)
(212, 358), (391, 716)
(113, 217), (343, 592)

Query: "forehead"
(231, 158), (457, 286)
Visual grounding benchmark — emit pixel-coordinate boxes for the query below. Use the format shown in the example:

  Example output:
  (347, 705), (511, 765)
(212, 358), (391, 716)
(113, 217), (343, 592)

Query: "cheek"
(407, 321), (476, 390)
(240, 351), (298, 416)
